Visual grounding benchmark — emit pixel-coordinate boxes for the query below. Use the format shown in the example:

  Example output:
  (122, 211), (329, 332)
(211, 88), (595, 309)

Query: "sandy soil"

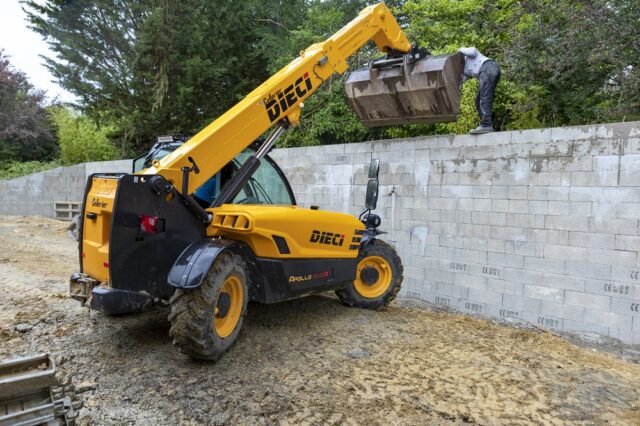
(1, 215), (640, 425)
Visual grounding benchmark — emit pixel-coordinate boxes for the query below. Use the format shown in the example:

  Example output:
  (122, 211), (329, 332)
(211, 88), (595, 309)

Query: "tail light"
(139, 215), (165, 235)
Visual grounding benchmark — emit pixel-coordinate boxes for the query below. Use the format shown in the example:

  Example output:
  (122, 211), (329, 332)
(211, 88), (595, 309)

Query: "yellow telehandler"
(70, 3), (463, 360)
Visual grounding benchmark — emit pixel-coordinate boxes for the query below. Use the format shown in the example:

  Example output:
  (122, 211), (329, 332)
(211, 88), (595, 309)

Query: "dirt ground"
(1, 215), (640, 425)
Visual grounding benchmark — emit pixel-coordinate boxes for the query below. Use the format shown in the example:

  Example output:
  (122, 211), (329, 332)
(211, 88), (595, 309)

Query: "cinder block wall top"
(270, 121), (640, 345)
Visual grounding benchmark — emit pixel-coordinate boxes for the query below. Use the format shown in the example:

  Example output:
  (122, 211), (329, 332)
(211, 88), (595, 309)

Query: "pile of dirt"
(1, 215), (639, 424)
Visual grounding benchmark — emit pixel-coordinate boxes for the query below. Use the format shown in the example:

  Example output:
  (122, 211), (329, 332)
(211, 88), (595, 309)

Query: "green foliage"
(0, 49), (57, 162)
(0, 160), (61, 180)
(50, 107), (117, 165)
(505, 0), (640, 126)
(22, 0), (640, 152)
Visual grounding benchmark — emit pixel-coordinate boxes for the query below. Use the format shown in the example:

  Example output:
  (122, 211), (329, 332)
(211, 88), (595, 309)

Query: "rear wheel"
(168, 252), (248, 361)
(336, 239), (403, 310)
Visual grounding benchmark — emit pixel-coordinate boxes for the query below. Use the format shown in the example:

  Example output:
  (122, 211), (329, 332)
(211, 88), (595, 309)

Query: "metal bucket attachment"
(0, 353), (82, 425)
(345, 52), (464, 127)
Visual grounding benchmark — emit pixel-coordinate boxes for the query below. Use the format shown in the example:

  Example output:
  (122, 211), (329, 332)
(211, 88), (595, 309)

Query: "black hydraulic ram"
(213, 124), (287, 207)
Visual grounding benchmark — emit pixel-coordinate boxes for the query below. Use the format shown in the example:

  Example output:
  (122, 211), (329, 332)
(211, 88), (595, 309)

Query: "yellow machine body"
(207, 205), (365, 259)
(73, 3), (413, 313)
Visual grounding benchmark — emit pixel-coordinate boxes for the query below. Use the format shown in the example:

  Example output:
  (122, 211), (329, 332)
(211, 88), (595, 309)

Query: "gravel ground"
(1, 215), (640, 425)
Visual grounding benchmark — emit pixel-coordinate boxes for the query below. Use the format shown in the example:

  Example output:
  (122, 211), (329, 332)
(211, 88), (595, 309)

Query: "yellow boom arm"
(142, 3), (410, 193)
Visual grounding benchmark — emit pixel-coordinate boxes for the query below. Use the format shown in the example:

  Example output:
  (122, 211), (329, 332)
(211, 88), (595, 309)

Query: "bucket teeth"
(345, 52), (464, 127)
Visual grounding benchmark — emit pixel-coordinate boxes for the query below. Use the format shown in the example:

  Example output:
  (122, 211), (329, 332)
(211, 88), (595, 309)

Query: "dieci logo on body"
(310, 230), (345, 247)
(262, 72), (312, 123)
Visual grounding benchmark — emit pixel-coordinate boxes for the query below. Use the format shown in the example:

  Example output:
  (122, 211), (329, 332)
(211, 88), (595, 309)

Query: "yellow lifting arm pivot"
(142, 3), (410, 193)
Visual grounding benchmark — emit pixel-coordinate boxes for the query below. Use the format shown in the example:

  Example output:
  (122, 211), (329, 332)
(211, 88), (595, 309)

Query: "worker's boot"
(469, 125), (494, 134)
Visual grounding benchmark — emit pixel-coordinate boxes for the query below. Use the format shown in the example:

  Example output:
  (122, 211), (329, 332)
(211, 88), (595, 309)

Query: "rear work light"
(139, 215), (165, 235)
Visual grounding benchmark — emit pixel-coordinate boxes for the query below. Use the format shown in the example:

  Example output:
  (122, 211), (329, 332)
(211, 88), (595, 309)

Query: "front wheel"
(336, 239), (403, 310)
(168, 252), (248, 361)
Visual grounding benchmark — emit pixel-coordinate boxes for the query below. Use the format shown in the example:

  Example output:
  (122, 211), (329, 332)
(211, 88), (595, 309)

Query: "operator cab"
(133, 135), (295, 208)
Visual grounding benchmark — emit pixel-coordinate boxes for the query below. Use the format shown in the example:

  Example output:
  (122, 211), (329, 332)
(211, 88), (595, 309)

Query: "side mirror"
(368, 159), (379, 179)
(365, 180), (379, 210)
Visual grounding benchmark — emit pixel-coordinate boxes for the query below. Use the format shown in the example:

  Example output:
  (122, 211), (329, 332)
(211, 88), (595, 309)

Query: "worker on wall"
(459, 47), (501, 134)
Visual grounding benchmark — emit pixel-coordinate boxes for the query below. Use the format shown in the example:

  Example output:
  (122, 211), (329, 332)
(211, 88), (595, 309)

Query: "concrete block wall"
(1, 123), (638, 344)
(270, 121), (640, 344)
(0, 160), (132, 218)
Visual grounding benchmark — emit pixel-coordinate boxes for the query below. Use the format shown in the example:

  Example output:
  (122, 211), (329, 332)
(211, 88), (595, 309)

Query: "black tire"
(168, 252), (248, 361)
(336, 239), (403, 310)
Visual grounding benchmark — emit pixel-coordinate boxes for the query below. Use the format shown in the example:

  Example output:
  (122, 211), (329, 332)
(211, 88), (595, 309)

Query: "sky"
(0, 0), (77, 103)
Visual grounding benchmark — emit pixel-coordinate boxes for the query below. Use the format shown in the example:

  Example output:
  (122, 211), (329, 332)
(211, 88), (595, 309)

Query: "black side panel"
(168, 239), (237, 289)
(257, 258), (358, 304)
(109, 174), (206, 299)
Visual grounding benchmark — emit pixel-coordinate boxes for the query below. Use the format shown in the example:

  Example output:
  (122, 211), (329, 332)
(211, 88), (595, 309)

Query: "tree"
(0, 49), (57, 162)
(50, 107), (117, 164)
(23, 0), (306, 155)
(506, 0), (640, 125)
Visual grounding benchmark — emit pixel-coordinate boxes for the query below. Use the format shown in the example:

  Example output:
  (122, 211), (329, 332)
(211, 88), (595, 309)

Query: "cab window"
(231, 150), (294, 205)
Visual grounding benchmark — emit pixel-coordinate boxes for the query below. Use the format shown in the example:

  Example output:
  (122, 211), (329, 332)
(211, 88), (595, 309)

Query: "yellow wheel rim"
(354, 255), (392, 299)
(213, 275), (244, 338)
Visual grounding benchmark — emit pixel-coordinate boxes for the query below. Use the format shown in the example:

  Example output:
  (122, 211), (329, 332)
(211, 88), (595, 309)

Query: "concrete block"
(547, 230), (569, 245)
(565, 260), (611, 280)
(504, 240), (540, 257)
(454, 273), (487, 290)
(610, 297), (640, 316)
(436, 283), (470, 299)
(501, 295), (537, 314)
(589, 217), (638, 236)
(523, 311), (563, 330)
(617, 203), (640, 220)
(524, 256), (565, 274)
(468, 288), (503, 305)
(528, 186), (547, 200)
(472, 186), (491, 199)
(546, 215), (589, 232)
(611, 265), (640, 284)
(474, 130), (513, 146)
(486, 278), (523, 296)
(491, 185), (508, 199)
(587, 248), (637, 266)
(547, 201), (591, 216)
(569, 232), (615, 249)
(547, 172), (572, 187)
(586, 279), (635, 300)
(541, 300), (585, 322)
(569, 187), (602, 202)
(563, 319), (611, 336)
(505, 213), (545, 230)
(551, 125), (595, 142)
(538, 272), (585, 292)
(544, 244), (587, 262)
(454, 248), (487, 264)
(565, 291), (610, 311)
(512, 127), (552, 144)
(547, 156), (592, 172)
(524, 284), (565, 303)
(624, 138), (640, 155)
(491, 199), (509, 212)
(500, 267), (543, 285)
(528, 200), (548, 215)
(584, 309), (633, 330)
(508, 186), (528, 200)
(488, 252), (524, 268)
(507, 200), (529, 214)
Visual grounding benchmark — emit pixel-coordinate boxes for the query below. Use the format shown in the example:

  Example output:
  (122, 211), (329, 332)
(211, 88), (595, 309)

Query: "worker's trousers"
(476, 60), (501, 128)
